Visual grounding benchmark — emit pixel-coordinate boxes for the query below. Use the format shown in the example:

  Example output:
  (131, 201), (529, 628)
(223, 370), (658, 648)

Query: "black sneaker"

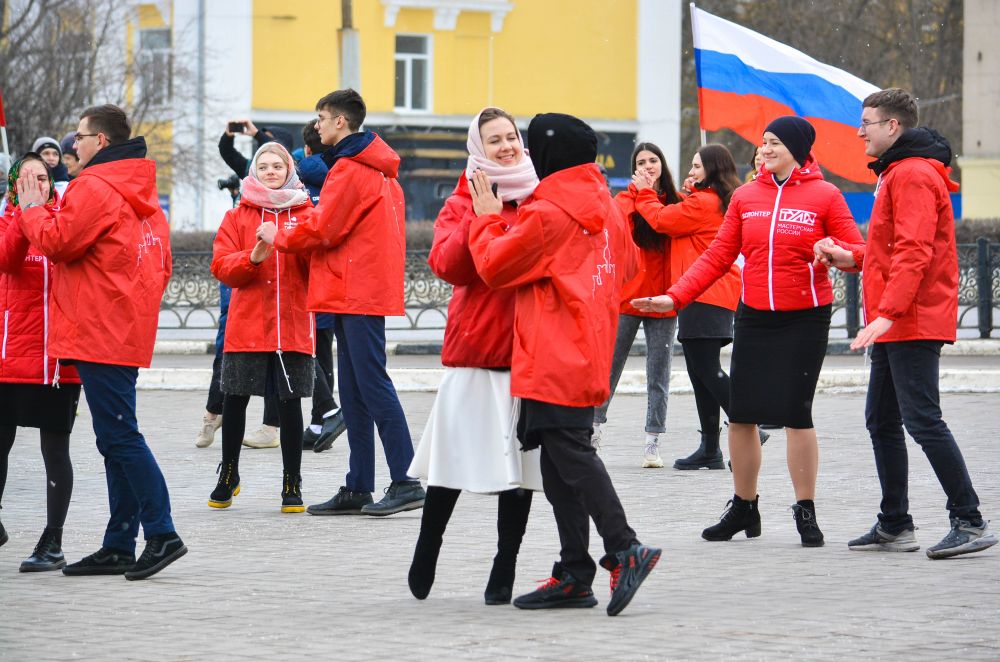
(19, 527), (66, 572)
(313, 410), (347, 453)
(63, 547), (136, 576)
(0, 519), (7, 547)
(281, 472), (305, 513)
(847, 523), (920, 552)
(361, 480), (426, 517)
(208, 460), (241, 509)
(302, 427), (320, 450)
(307, 487), (373, 515)
(601, 544), (661, 616)
(124, 533), (187, 580)
(512, 564), (598, 610)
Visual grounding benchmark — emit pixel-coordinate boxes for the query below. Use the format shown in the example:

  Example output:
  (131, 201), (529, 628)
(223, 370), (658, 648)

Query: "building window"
(137, 28), (172, 107)
(394, 34), (431, 112)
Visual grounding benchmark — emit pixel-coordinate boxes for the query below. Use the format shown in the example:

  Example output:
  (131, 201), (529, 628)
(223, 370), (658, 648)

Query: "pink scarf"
(464, 109), (538, 203)
(239, 142), (310, 210)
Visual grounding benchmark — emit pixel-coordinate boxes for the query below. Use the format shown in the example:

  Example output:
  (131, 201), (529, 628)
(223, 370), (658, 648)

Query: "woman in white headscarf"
(208, 142), (315, 514)
(408, 108), (540, 606)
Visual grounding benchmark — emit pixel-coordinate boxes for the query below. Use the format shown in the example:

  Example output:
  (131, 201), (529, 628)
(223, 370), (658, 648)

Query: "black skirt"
(677, 302), (734, 344)
(221, 351), (314, 400)
(728, 303), (831, 429)
(0, 383), (82, 433)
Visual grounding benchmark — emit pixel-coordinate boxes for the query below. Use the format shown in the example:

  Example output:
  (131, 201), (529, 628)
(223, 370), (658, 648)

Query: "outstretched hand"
(630, 295), (675, 313)
(632, 170), (656, 191)
(470, 169), (502, 216)
(813, 237), (856, 269)
(850, 316), (893, 350)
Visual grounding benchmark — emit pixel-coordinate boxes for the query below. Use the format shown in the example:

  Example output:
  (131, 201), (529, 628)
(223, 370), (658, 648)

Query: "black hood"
(526, 113), (598, 181)
(868, 127), (953, 176)
(320, 130), (376, 168)
(84, 137), (148, 170)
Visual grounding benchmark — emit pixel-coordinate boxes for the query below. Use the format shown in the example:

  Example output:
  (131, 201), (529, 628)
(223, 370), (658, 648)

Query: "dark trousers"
(333, 314), (414, 492)
(682, 339), (731, 446)
(76, 362), (174, 553)
(311, 326), (338, 424)
(538, 427), (638, 586)
(207, 349), (280, 427)
(865, 341), (982, 531)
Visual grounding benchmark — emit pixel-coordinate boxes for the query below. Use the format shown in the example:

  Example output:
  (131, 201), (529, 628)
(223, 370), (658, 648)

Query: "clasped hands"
(250, 221), (277, 264)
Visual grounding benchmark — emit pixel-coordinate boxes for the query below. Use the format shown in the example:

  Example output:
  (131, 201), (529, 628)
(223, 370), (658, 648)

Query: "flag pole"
(689, 3), (707, 146)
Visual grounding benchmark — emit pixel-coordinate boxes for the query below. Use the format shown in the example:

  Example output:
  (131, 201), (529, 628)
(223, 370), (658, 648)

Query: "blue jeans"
(76, 362), (175, 553)
(865, 341), (982, 532)
(594, 314), (676, 433)
(333, 315), (414, 492)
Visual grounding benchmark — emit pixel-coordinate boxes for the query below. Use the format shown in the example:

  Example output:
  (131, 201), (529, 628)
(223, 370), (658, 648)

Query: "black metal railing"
(160, 242), (1000, 338)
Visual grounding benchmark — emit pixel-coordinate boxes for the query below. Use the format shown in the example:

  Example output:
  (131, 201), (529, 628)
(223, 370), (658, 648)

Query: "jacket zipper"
(766, 180), (786, 311)
(271, 209), (293, 393)
(43, 257), (50, 384)
(1, 310), (8, 360)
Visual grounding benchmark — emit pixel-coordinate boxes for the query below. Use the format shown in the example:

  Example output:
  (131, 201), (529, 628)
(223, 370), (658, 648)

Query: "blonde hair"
(255, 142), (293, 172)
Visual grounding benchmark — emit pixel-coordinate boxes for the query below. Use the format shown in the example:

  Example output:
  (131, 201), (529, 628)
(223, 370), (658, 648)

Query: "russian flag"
(692, 6), (880, 183)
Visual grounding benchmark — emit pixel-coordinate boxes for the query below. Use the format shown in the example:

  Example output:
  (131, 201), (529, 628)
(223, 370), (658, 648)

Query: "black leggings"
(0, 425), (73, 529)
(682, 339), (731, 440)
(221, 394), (303, 475)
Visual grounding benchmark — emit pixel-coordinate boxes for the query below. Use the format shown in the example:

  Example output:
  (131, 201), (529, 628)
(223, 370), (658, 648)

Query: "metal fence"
(161, 241), (1000, 338)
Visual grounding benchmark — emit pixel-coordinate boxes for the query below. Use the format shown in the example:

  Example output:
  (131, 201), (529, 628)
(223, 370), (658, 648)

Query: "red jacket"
(274, 132), (405, 316)
(634, 186), (741, 312)
(668, 156), (864, 311)
(17, 144), (172, 368)
(0, 202), (81, 385)
(470, 163), (639, 407)
(852, 157), (960, 343)
(212, 199), (315, 355)
(614, 187), (675, 319)
(429, 176), (516, 368)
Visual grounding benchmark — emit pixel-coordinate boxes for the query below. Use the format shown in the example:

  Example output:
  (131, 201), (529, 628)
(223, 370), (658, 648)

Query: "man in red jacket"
(816, 88), (996, 559)
(468, 113), (660, 616)
(15, 104), (186, 578)
(258, 89), (424, 517)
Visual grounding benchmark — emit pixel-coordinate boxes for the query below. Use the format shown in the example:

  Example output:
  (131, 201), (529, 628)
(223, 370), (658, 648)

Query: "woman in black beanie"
(634, 116), (865, 547)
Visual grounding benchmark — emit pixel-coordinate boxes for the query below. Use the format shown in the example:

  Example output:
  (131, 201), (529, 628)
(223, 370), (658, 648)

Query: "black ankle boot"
(791, 500), (825, 547)
(408, 533), (443, 600)
(281, 471), (304, 513)
(0, 517), (7, 547)
(673, 430), (724, 470)
(20, 527), (66, 572)
(208, 460), (240, 508)
(702, 495), (761, 541)
(485, 489), (532, 605)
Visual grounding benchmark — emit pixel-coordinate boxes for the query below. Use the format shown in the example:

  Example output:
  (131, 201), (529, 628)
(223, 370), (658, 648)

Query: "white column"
(172, 0), (254, 230)
(636, 0), (683, 181)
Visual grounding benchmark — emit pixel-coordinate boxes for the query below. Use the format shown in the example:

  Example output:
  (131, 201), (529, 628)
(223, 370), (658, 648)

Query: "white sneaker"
(243, 425), (279, 449)
(642, 442), (664, 468)
(195, 414), (222, 448)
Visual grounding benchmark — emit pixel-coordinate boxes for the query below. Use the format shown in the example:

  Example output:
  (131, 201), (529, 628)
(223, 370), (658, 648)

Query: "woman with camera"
(207, 142), (314, 513)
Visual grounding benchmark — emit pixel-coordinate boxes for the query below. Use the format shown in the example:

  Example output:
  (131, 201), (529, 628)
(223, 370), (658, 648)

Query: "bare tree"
(0, 0), (205, 191)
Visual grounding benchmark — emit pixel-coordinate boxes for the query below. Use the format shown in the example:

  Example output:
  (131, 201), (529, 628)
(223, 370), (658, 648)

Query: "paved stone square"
(1, 382), (998, 660)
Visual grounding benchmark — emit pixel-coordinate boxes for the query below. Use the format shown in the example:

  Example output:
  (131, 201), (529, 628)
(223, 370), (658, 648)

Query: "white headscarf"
(240, 142), (310, 210)
(464, 108), (538, 203)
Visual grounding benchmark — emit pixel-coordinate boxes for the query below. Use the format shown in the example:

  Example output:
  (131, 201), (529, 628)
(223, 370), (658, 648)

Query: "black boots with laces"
(702, 494), (762, 541)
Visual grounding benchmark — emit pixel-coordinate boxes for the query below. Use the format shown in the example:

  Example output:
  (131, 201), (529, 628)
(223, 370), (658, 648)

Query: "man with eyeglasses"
(15, 104), (187, 579)
(814, 87), (996, 559)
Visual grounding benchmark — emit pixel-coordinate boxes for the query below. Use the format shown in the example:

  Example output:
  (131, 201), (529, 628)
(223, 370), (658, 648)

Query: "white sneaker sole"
(848, 541), (920, 552)
(642, 458), (664, 469)
(926, 532), (998, 559)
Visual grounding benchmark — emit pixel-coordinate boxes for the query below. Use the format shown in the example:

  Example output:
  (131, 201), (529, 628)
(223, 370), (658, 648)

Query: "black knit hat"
(526, 113), (598, 181)
(763, 116), (816, 167)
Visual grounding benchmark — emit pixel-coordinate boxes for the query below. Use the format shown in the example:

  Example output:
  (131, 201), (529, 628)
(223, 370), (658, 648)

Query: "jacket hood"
(756, 153), (825, 189)
(869, 127), (955, 178)
(297, 153), (329, 187)
(81, 137), (161, 218)
(532, 163), (611, 234)
(321, 131), (399, 178)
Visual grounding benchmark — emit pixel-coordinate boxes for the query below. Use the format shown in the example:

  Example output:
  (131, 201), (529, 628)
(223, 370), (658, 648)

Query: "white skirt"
(409, 367), (543, 493)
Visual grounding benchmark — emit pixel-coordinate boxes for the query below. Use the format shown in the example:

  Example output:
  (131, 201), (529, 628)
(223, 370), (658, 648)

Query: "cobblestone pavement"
(1, 382), (998, 660)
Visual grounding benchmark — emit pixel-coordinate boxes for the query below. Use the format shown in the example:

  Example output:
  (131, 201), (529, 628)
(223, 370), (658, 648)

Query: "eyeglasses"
(315, 114), (343, 126)
(859, 119), (893, 133)
(73, 133), (99, 144)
